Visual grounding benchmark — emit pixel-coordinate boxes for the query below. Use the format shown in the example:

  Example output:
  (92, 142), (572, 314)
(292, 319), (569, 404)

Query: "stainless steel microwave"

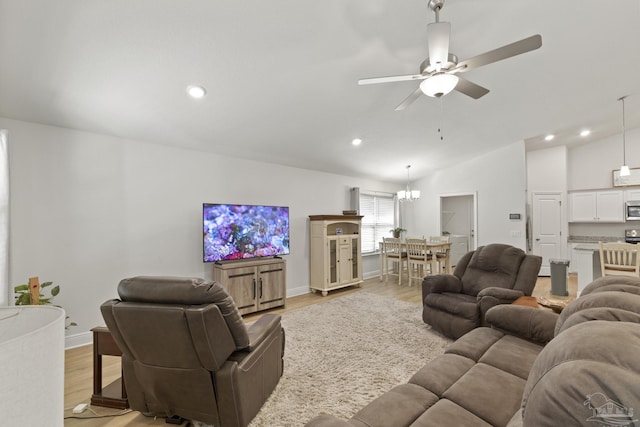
(626, 201), (640, 221)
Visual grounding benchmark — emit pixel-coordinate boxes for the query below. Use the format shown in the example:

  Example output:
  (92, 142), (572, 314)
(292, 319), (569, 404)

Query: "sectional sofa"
(305, 276), (640, 427)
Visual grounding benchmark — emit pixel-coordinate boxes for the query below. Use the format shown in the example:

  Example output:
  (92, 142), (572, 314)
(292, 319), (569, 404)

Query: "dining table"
(379, 240), (452, 280)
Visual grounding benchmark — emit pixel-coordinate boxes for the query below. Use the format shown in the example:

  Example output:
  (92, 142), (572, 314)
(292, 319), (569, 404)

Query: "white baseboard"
(65, 331), (92, 350)
(287, 284), (310, 298)
(363, 271), (381, 280)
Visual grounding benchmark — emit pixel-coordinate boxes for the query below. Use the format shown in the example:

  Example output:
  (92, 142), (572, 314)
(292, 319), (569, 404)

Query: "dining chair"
(599, 242), (640, 277)
(382, 237), (407, 285)
(406, 238), (438, 286)
(429, 236), (451, 274)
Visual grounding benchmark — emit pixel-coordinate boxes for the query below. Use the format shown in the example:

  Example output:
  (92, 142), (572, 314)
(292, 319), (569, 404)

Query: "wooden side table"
(511, 296), (540, 308)
(90, 326), (129, 409)
(512, 296), (568, 313)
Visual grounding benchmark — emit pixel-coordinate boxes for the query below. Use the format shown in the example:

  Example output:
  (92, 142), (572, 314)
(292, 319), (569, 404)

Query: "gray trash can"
(549, 259), (570, 296)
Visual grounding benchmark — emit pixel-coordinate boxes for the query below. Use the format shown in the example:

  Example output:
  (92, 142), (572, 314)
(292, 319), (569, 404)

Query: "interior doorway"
(440, 193), (477, 267)
(531, 192), (563, 276)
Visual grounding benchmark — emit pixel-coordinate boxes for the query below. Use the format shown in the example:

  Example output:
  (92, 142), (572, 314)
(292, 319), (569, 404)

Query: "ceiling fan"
(358, 0), (542, 111)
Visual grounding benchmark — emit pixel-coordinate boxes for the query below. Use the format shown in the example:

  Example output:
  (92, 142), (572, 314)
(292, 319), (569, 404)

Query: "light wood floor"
(63, 273), (576, 426)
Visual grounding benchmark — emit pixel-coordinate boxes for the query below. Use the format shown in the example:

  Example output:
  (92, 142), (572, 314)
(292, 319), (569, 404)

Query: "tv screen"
(203, 203), (290, 262)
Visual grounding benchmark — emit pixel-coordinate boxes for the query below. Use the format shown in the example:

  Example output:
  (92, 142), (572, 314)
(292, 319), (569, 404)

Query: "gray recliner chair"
(100, 276), (284, 426)
(422, 243), (542, 339)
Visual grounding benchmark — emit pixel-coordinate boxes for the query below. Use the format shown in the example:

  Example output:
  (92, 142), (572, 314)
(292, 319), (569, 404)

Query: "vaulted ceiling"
(1, 0), (639, 183)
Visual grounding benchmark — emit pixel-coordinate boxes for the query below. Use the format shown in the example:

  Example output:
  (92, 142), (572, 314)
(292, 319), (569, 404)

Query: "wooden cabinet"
(309, 215), (363, 296)
(213, 258), (286, 315)
(569, 190), (624, 222)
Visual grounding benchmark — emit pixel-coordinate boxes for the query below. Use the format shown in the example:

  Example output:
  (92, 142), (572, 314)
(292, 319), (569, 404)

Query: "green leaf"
(39, 298), (51, 304)
(41, 281), (53, 288)
(15, 293), (31, 305)
(13, 284), (28, 292)
(50, 285), (60, 296)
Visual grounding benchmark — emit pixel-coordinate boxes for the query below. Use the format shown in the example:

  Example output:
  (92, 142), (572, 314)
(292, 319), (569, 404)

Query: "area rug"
(248, 291), (453, 426)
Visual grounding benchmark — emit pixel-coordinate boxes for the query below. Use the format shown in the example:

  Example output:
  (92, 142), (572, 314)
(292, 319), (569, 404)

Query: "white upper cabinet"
(569, 190), (624, 222)
(625, 188), (640, 202)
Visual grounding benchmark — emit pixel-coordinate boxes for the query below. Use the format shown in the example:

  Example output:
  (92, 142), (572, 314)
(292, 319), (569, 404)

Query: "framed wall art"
(612, 167), (640, 187)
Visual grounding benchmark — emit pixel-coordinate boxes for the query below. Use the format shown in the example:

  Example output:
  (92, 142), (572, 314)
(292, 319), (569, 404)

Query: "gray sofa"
(305, 276), (640, 427)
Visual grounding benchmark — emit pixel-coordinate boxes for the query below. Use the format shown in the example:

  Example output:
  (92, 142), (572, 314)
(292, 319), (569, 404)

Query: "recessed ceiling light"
(544, 134), (555, 141)
(186, 85), (207, 99)
(579, 129), (591, 137)
(352, 138), (362, 146)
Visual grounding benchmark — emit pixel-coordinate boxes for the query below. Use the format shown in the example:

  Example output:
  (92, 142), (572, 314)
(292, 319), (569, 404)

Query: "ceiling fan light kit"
(420, 73), (459, 97)
(358, 0), (542, 110)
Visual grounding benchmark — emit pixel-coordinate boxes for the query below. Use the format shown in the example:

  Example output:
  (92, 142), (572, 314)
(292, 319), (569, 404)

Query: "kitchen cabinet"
(213, 258), (286, 315)
(625, 189), (640, 202)
(309, 215), (363, 296)
(569, 190), (624, 222)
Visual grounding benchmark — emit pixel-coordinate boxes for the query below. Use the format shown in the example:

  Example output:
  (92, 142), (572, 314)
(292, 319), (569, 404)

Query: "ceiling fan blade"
(454, 76), (490, 99)
(395, 87), (423, 111)
(427, 22), (450, 69)
(456, 34), (542, 72)
(358, 73), (427, 85)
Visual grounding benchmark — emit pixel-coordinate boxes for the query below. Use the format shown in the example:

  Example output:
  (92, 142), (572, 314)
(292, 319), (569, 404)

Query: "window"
(360, 192), (395, 254)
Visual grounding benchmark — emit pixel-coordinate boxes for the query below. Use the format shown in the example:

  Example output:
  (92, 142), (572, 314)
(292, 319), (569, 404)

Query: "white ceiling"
(1, 0), (639, 184)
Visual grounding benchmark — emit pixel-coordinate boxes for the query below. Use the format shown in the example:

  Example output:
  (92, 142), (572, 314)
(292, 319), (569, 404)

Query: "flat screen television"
(203, 203), (290, 262)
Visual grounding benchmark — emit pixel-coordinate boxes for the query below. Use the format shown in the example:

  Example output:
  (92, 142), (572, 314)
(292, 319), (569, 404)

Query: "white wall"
(407, 142), (528, 249)
(569, 128), (640, 191)
(2, 117), (397, 347)
(527, 145), (567, 194)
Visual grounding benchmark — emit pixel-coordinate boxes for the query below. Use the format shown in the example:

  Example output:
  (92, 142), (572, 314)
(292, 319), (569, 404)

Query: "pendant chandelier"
(397, 165), (420, 202)
(619, 96), (630, 177)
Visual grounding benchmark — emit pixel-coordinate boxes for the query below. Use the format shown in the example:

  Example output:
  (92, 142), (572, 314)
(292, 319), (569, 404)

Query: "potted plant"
(14, 277), (77, 329)
(390, 227), (406, 238)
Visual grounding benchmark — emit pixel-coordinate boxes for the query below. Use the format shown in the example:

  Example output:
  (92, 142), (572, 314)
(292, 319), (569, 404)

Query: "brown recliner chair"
(100, 276), (284, 426)
(422, 243), (542, 339)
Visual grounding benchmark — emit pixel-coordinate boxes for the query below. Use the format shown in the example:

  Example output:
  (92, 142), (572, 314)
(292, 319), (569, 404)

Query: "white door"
(532, 192), (563, 276)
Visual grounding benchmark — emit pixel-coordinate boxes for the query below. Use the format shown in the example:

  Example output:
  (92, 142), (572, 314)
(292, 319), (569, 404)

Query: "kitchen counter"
(568, 235), (621, 244)
(573, 243), (600, 250)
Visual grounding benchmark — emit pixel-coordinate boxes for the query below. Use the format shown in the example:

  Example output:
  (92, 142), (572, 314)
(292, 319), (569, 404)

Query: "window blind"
(360, 192), (395, 254)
